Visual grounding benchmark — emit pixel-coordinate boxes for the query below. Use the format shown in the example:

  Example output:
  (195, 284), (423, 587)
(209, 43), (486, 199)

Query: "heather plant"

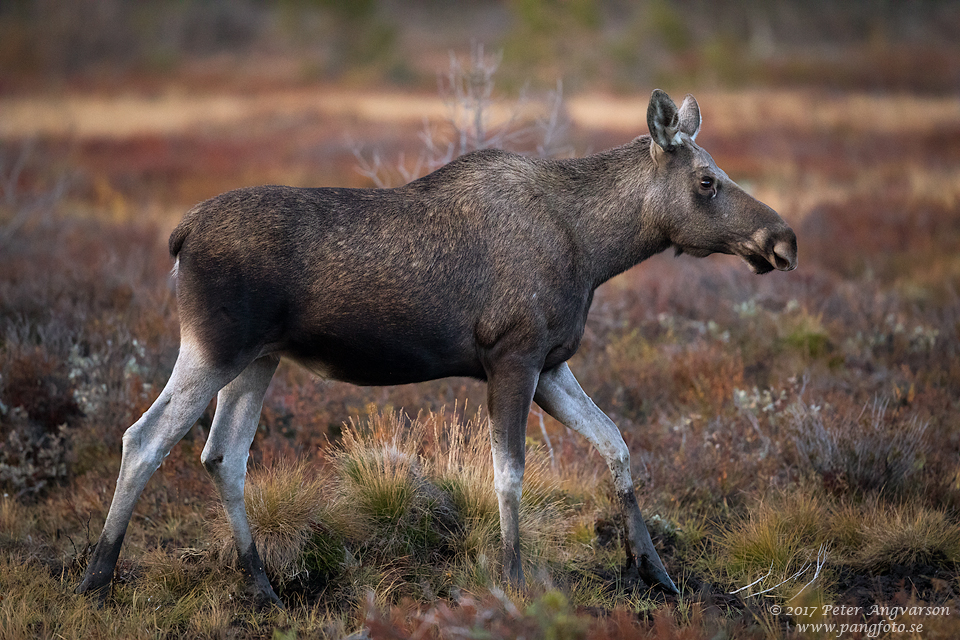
(0, 220), (177, 499)
(789, 397), (932, 497)
(0, 352), (79, 499)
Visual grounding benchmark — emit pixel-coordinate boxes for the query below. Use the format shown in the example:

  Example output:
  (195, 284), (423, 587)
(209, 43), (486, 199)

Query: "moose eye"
(700, 177), (715, 190)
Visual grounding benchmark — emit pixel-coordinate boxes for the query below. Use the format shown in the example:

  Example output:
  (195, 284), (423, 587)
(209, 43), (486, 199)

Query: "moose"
(78, 89), (797, 607)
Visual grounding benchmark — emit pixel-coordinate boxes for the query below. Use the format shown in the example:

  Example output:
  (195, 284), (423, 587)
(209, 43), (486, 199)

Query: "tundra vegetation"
(2, 3), (960, 639)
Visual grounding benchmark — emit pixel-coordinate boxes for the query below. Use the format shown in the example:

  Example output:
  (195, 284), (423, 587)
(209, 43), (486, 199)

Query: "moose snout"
(741, 225), (798, 274)
(771, 229), (798, 271)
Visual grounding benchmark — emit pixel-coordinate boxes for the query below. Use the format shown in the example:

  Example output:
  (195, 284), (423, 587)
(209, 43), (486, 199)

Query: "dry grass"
(716, 489), (831, 600)
(714, 490), (960, 607)
(200, 409), (595, 613)
(854, 502), (960, 571)
(334, 410), (581, 599)
(209, 458), (331, 584)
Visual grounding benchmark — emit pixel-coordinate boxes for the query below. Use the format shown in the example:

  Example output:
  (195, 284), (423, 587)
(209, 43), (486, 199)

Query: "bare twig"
(533, 408), (557, 470)
(350, 144), (390, 189)
(747, 563), (811, 598)
(731, 544), (829, 600)
(788, 544), (829, 602)
(729, 563), (773, 594)
(351, 42), (570, 188)
(536, 80), (574, 158)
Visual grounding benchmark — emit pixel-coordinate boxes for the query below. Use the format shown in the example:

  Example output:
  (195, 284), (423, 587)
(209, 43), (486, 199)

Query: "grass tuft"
(718, 490), (829, 599)
(210, 458), (331, 584)
(855, 502), (960, 571)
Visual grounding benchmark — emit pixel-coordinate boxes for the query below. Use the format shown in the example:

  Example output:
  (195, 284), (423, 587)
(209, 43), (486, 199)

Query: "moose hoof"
(253, 593), (284, 611)
(76, 575), (112, 606)
(253, 589), (284, 611)
(502, 546), (526, 593)
(637, 556), (679, 596)
(249, 578), (284, 611)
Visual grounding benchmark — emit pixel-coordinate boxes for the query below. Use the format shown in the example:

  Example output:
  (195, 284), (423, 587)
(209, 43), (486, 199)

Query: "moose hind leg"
(200, 356), (281, 608)
(78, 342), (235, 600)
(534, 362), (679, 595)
(485, 359), (540, 588)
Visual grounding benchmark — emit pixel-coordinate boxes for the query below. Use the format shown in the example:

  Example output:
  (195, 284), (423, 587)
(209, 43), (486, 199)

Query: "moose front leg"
(534, 362), (679, 595)
(485, 358), (540, 588)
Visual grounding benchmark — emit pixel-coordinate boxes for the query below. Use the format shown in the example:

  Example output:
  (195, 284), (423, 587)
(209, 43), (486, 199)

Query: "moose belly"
(282, 323), (485, 386)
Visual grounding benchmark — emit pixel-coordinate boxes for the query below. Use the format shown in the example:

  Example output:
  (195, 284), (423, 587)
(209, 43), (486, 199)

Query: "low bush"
(790, 398), (932, 497)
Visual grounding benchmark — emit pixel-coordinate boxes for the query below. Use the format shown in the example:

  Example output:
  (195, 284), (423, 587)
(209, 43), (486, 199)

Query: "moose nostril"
(772, 239), (797, 271)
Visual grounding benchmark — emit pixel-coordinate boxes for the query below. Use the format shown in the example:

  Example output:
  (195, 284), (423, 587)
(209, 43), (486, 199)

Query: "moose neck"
(545, 137), (671, 290)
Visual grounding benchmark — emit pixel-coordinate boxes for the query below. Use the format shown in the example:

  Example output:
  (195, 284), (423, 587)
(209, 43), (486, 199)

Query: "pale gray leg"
(485, 359), (540, 588)
(489, 409), (526, 587)
(534, 362), (679, 594)
(200, 355), (281, 608)
(78, 341), (237, 599)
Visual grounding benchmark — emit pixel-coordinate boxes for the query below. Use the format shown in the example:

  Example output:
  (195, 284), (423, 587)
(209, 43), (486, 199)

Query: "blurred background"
(2, 0), (959, 93)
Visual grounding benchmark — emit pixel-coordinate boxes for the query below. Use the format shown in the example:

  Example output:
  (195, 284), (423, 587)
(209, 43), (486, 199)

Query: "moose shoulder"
(79, 89), (797, 607)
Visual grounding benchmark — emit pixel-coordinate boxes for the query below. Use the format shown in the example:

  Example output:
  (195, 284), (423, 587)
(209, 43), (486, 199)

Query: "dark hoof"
(76, 536), (124, 604)
(653, 575), (680, 596)
(76, 575), (111, 606)
(638, 557), (679, 595)
(502, 551), (526, 593)
(253, 588), (285, 611)
(249, 575), (284, 611)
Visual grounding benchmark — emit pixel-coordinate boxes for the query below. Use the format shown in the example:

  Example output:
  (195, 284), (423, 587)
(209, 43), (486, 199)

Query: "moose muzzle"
(739, 225), (798, 275)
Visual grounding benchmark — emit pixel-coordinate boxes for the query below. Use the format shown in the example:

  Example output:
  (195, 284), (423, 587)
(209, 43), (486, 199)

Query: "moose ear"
(678, 94), (701, 140)
(647, 89), (681, 152)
